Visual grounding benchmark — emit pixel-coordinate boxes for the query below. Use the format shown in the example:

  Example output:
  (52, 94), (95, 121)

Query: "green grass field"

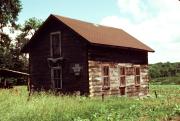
(151, 76), (180, 85)
(0, 85), (180, 121)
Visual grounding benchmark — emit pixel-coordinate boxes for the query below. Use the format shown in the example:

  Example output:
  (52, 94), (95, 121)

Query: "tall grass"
(150, 76), (180, 85)
(0, 85), (179, 121)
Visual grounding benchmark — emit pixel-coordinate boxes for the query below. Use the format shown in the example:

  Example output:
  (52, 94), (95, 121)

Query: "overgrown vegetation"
(0, 85), (179, 121)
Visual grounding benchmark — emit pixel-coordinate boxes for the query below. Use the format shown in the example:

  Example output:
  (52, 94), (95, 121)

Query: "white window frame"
(50, 31), (62, 57)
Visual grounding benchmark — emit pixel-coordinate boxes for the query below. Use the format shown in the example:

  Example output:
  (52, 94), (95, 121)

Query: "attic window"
(50, 32), (61, 58)
(102, 65), (110, 90)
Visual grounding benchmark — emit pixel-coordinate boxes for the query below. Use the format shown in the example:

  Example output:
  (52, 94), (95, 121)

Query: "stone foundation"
(88, 61), (149, 97)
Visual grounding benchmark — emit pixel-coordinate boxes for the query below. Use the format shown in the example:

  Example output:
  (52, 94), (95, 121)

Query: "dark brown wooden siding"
(28, 16), (148, 95)
(29, 18), (89, 94)
(88, 44), (148, 65)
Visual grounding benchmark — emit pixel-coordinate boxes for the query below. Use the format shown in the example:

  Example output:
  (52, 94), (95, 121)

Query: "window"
(120, 66), (126, 87)
(102, 66), (110, 89)
(119, 66), (126, 95)
(51, 67), (62, 89)
(135, 67), (140, 86)
(50, 32), (61, 58)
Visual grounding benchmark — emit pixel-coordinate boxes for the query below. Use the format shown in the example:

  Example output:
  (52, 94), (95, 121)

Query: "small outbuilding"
(21, 14), (154, 96)
(0, 68), (29, 88)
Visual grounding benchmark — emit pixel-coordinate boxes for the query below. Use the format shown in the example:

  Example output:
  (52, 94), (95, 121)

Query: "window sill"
(126, 84), (134, 86)
(119, 86), (126, 89)
(102, 87), (110, 90)
(135, 84), (140, 87)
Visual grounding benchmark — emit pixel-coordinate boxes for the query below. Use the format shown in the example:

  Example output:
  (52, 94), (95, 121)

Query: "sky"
(16, 0), (180, 64)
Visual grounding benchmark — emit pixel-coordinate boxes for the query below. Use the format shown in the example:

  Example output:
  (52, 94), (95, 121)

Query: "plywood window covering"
(135, 67), (140, 86)
(102, 66), (110, 89)
(120, 66), (126, 87)
(50, 32), (61, 58)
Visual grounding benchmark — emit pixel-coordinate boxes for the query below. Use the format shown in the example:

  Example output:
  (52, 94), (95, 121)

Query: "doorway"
(51, 67), (62, 89)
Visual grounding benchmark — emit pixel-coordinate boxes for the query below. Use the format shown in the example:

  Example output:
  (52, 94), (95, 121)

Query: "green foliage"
(149, 62), (180, 78)
(0, 85), (179, 121)
(0, 0), (42, 73)
(0, 0), (25, 72)
(0, 17), (42, 72)
(16, 17), (43, 46)
(0, 0), (22, 29)
(151, 76), (180, 85)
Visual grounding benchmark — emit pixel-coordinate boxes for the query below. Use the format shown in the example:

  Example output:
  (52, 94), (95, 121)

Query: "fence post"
(102, 93), (104, 101)
(154, 91), (158, 98)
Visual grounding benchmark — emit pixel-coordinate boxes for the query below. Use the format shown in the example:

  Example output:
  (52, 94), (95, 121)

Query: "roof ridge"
(53, 14), (123, 31)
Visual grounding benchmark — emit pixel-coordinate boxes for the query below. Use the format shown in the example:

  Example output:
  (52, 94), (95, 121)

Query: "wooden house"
(21, 14), (154, 97)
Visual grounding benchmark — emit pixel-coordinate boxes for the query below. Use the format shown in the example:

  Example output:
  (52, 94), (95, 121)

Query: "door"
(51, 67), (62, 89)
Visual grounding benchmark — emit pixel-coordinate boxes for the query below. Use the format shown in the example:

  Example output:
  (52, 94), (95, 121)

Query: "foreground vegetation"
(0, 85), (179, 121)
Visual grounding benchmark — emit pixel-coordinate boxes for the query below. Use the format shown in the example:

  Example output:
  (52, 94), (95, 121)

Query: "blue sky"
(18, 0), (119, 24)
(17, 0), (180, 64)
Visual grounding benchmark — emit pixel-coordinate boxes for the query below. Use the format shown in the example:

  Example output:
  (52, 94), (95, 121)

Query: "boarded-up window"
(50, 32), (61, 58)
(120, 66), (126, 87)
(135, 67), (140, 85)
(102, 66), (110, 89)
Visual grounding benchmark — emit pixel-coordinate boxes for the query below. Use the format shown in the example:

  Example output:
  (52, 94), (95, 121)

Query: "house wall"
(88, 45), (149, 97)
(88, 44), (148, 64)
(88, 60), (149, 97)
(29, 17), (89, 94)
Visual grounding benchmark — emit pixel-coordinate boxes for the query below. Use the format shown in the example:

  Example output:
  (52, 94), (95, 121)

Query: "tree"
(149, 62), (179, 79)
(16, 17), (42, 48)
(0, 0), (22, 70)
(0, 0), (43, 72)
(12, 18), (43, 72)
(0, 0), (22, 30)
(0, 0), (22, 51)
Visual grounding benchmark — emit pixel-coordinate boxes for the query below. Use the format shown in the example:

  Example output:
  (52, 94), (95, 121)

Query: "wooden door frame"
(51, 66), (62, 89)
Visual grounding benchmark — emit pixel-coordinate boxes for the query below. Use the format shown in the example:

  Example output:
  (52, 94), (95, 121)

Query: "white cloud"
(100, 0), (180, 63)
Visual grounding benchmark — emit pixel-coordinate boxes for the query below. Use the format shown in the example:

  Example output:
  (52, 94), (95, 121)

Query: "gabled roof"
(22, 14), (154, 52)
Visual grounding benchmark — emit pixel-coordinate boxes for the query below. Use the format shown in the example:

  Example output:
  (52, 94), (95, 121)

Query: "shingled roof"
(22, 14), (154, 52)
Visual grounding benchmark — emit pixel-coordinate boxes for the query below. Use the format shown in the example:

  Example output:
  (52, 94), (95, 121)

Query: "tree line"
(0, 0), (42, 72)
(149, 62), (180, 79)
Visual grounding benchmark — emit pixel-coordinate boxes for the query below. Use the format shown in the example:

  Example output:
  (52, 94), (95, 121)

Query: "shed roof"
(22, 14), (154, 52)
(0, 68), (29, 78)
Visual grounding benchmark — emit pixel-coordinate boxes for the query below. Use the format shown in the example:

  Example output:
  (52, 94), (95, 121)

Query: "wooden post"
(27, 76), (32, 101)
(102, 93), (104, 101)
(154, 91), (158, 98)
